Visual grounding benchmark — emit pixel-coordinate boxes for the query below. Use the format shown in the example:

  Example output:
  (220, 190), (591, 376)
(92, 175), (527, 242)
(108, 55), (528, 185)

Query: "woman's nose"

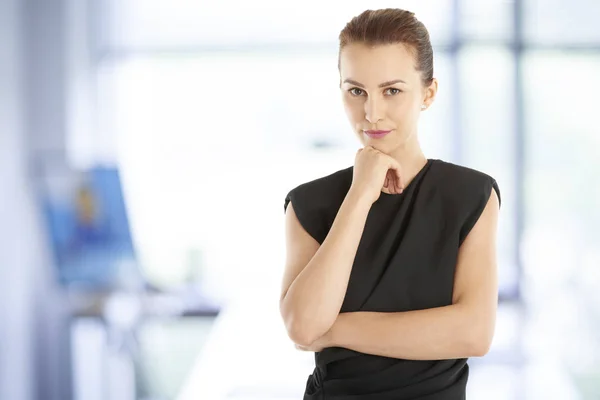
(365, 97), (384, 124)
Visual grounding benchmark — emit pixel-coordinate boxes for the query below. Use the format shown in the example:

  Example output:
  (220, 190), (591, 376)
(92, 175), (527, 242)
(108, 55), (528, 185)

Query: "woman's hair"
(338, 8), (434, 86)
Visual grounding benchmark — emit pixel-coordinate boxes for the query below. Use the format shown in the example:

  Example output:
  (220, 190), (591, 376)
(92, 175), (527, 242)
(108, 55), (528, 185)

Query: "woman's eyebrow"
(343, 78), (407, 88)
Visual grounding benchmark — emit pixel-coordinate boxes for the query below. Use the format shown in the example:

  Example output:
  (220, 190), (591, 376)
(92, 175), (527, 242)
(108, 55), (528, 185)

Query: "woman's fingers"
(395, 165), (404, 192)
(389, 171), (397, 193)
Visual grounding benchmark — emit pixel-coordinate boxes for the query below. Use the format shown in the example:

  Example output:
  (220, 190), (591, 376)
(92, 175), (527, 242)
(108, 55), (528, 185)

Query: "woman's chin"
(362, 137), (390, 152)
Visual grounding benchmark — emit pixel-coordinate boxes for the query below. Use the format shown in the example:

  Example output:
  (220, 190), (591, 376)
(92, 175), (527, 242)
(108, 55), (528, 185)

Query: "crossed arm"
(295, 189), (500, 360)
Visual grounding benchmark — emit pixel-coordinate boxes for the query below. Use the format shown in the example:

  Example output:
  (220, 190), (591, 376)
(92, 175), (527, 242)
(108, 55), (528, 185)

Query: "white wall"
(22, 0), (74, 398)
(1, 0), (73, 399)
(0, 0), (35, 399)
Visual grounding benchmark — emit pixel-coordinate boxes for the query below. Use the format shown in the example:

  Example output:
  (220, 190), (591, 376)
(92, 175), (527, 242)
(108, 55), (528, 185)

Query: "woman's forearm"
(281, 190), (372, 346)
(329, 306), (490, 360)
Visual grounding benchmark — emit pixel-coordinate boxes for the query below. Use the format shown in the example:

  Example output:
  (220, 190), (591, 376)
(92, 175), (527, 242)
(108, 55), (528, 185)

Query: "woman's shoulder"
(299, 165), (352, 187)
(283, 166), (353, 244)
(286, 165), (353, 199)
(430, 159), (493, 181)
(284, 165), (353, 212)
(433, 160), (499, 196)
(429, 159), (501, 208)
(428, 159), (501, 245)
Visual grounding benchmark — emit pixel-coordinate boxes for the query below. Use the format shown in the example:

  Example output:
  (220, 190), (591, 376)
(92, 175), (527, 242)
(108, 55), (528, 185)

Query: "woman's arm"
(301, 189), (500, 360)
(280, 190), (372, 347)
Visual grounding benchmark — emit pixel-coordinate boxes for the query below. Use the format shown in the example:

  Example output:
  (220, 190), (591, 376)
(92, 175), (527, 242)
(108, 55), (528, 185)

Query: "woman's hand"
(349, 146), (404, 204)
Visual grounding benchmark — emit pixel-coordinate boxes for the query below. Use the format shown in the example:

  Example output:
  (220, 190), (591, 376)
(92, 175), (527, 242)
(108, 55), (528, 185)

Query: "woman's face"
(339, 43), (437, 152)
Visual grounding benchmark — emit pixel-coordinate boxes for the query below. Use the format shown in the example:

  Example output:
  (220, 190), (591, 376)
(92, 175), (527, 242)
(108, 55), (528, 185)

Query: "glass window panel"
(524, 0), (600, 45)
(522, 52), (600, 300)
(522, 52), (600, 388)
(459, 0), (514, 42)
(458, 45), (518, 297)
(99, 0), (454, 50)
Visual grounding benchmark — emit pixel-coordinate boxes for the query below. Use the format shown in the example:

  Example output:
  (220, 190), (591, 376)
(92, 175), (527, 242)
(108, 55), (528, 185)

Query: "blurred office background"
(1, 0), (599, 399)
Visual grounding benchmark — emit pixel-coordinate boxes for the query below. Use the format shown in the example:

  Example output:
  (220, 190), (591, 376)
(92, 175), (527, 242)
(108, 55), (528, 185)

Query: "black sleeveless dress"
(283, 159), (501, 400)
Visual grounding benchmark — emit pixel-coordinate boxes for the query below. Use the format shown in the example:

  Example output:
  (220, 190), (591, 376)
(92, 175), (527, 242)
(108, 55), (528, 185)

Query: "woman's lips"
(364, 130), (392, 139)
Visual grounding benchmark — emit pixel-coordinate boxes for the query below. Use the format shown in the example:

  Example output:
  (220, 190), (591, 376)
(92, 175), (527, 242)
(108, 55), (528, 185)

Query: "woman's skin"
(280, 42), (499, 360)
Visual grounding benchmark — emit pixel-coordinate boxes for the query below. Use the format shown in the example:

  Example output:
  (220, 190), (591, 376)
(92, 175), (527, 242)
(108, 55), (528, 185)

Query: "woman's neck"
(381, 139), (428, 193)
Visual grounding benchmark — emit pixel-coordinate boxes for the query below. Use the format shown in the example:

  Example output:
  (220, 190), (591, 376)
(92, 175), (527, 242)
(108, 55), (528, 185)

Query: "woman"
(279, 8), (501, 400)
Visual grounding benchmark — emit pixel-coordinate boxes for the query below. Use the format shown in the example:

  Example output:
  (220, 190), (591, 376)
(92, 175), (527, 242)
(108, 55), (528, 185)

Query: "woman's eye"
(385, 88), (402, 95)
(349, 88), (365, 96)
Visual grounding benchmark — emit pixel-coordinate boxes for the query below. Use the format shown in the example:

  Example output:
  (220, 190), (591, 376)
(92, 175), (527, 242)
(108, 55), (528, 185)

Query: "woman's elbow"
(467, 324), (494, 357)
(287, 324), (319, 347)
(283, 315), (322, 346)
(280, 301), (321, 346)
(469, 337), (492, 357)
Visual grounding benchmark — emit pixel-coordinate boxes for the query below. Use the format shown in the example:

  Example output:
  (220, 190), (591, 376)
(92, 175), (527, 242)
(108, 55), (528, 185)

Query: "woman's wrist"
(345, 188), (373, 211)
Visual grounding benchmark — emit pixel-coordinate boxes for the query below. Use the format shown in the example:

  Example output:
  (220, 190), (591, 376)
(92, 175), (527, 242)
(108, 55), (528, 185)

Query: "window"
(523, 0), (600, 45)
(522, 52), (600, 290)
(459, 0), (514, 42)
(100, 0), (453, 50)
(89, 1), (521, 301)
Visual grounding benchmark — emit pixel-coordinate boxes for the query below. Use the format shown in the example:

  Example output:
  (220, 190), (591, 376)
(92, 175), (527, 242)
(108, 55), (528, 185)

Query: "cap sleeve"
(284, 185), (327, 244)
(458, 176), (501, 246)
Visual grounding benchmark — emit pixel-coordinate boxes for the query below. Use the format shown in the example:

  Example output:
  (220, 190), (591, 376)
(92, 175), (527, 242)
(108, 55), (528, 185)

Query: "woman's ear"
(422, 78), (438, 108)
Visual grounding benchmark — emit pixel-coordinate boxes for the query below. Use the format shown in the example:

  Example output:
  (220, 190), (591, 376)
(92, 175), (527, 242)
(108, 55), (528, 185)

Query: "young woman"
(280, 8), (501, 399)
